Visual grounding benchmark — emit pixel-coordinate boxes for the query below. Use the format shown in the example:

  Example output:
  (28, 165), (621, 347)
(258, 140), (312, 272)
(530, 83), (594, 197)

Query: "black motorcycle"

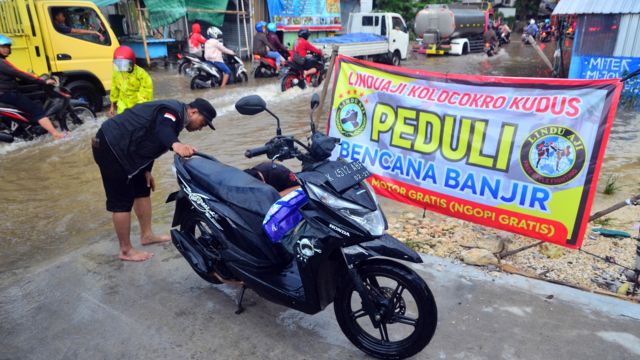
(167, 94), (438, 359)
(0, 82), (96, 142)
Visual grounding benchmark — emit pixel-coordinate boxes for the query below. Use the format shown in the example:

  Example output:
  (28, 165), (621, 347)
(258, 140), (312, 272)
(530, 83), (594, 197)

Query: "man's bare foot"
(141, 233), (171, 246)
(119, 248), (154, 261)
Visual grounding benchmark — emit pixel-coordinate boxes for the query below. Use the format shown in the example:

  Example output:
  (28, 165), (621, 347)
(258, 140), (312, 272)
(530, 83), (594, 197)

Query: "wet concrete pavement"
(2, 237), (639, 360)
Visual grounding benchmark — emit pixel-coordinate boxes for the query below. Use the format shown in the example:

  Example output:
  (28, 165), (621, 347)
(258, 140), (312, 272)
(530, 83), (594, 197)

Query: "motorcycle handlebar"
(245, 145), (271, 158)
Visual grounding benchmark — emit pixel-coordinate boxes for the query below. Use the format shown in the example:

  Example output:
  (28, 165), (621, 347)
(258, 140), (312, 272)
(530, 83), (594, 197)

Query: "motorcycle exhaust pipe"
(0, 132), (14, 143)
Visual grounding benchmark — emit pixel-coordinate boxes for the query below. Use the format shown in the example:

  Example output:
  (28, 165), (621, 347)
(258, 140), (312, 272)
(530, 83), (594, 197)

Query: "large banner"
(267, 0), (341, 31)
(327, 56), (623, 249)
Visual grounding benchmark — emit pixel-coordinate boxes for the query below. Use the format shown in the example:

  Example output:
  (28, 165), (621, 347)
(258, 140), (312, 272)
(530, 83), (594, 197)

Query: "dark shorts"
(92, 130), (151, 212)
(0, 92), (45, 123)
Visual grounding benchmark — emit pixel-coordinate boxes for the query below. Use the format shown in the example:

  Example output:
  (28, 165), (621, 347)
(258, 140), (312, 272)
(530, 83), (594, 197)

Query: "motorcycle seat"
(183, 157), (281, 219)
(0, 102), (18, 110)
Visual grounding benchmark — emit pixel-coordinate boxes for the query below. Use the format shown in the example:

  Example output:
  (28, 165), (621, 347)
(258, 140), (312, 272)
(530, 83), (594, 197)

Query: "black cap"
(189, 98), (217, 130)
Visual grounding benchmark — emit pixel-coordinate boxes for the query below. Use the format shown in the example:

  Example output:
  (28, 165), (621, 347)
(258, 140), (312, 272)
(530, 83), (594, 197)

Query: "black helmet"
(298, 28), (310, 40)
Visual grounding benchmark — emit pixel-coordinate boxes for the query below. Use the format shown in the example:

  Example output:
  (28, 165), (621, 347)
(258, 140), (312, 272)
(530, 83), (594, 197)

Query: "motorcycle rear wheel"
(179, 213), (225, 284)
(191, 74), (214, 90)
(178, 62), (193, 76)
(281, 73), (299, 92)
(334, 261), (437, 360)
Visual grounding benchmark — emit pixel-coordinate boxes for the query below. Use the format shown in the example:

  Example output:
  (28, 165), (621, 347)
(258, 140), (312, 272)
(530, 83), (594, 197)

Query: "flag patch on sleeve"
(163, 112), (176, 121)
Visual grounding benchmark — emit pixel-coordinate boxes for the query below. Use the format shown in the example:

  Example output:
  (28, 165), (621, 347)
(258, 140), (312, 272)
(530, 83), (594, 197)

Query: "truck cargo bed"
(312, 40), (389, 58)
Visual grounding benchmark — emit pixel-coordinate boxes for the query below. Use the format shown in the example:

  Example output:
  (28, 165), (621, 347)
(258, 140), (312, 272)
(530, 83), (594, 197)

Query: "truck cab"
(346, 13), (409, 64)
(1, 0), (119, 111)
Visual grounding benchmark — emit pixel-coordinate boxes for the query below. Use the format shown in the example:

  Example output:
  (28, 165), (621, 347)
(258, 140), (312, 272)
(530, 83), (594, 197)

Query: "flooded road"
(1, 40), (638, 276)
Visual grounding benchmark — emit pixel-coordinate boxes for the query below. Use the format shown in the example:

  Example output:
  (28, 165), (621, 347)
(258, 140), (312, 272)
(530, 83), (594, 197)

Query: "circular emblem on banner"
(335, 97), (367, 137)
(520, 125), (586, 186)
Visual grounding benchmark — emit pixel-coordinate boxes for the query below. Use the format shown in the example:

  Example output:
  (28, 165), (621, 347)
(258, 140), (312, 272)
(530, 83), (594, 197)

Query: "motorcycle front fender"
(343, 234), (423, 265)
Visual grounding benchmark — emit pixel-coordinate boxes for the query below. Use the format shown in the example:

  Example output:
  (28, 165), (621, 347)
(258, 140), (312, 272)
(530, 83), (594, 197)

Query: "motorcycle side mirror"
(236, 94), (283, 135)
(310, 93), (320, 110)
(235, 95), (266, 115)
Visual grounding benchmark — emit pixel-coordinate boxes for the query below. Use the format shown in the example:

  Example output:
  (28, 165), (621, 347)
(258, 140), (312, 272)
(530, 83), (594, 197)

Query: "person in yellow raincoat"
(108, 46), (153, 116)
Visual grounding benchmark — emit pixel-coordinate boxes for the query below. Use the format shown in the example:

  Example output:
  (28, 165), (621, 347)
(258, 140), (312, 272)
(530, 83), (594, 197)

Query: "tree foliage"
(515, 0), (543, 21)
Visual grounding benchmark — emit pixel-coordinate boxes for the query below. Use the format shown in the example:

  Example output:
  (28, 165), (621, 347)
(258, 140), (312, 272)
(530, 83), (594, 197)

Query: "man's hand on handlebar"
(172, 142), (197, 157)
(45, 78), (57, 86)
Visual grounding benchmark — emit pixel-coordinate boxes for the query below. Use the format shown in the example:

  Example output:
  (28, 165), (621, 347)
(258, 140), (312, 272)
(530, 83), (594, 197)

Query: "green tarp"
(142, 0), (229, 28)
(91, 0), (120, 7)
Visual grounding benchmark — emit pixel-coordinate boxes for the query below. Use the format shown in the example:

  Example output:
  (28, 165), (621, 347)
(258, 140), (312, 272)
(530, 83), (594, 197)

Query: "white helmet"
(207, 26), (223, 39)
(530, 19), (535, 25)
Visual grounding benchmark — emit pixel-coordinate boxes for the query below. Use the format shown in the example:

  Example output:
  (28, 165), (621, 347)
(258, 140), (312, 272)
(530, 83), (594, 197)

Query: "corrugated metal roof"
(553, 0), (640, 15)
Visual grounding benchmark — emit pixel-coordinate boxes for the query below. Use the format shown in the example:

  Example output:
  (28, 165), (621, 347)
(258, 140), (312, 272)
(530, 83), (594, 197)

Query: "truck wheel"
(67, 80), (102, 113)
(391, 51), (401, 67)
(463, 43), (470, 55)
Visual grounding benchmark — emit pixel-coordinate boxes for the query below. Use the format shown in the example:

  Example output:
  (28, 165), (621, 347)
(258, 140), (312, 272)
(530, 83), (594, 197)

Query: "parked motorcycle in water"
(190, 54), (249, 90)
(167, 94), (438, 359)
(0, 82), (96, 142)
(281, 54), (327, 92)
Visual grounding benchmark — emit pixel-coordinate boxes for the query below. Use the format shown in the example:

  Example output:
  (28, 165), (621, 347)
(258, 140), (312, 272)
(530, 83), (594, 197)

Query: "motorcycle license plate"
(325, 161), (371, 192)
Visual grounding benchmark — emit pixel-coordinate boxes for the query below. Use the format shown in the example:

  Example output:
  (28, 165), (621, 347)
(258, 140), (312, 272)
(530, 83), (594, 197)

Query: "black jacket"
(100, 100), (186, 177)
(253, 32), (273, 57)
(0, 58), (47, 94)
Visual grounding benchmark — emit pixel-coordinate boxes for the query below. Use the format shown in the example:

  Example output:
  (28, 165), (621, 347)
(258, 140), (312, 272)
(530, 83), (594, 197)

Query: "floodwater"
(1, 39), (638, 276)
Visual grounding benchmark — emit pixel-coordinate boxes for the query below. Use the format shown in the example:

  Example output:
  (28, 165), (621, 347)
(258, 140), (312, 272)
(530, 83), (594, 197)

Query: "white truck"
(311, 13), (409, 66)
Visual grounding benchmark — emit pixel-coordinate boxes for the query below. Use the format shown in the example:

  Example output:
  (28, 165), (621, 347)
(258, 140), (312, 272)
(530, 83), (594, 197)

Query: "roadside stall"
(266, 0), (342, 46)
(95, 0), (252, 66)
(552, 0), (640, 109)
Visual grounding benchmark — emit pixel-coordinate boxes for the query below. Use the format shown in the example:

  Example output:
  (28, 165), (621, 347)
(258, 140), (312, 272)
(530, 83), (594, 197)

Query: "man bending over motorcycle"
(93, 98), (217, 261)
(253, 21), (285, 73)
(0, 34), (65, 140)
(292, 29), (323, 81)
(204, 27), (236, 88)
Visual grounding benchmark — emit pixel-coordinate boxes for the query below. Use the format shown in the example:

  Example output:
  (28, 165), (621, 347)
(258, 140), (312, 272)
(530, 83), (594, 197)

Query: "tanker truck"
(414, 4), (493, 56)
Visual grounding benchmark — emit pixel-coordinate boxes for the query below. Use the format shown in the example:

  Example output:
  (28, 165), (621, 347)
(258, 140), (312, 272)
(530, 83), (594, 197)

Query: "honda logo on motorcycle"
(329, 223), (350, 237)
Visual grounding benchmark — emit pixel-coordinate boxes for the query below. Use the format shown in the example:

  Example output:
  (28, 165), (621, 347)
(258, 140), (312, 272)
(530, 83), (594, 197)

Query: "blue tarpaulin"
(313, 32), (386, 43)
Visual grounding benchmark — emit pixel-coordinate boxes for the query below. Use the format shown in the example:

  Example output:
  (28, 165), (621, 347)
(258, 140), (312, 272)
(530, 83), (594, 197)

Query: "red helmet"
(113, 46), (135, 62)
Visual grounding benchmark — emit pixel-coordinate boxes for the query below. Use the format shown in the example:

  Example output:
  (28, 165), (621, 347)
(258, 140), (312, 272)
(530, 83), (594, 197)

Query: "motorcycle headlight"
(306, 183), (385, 236)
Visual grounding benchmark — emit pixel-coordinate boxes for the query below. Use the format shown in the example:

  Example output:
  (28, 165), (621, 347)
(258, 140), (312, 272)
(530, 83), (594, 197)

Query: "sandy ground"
(382, 191), (640, 297)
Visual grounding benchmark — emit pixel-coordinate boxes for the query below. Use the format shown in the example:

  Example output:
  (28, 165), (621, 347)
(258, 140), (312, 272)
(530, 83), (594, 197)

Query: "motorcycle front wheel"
(334, 261), (437, 360)
(63, 105), (96, 132)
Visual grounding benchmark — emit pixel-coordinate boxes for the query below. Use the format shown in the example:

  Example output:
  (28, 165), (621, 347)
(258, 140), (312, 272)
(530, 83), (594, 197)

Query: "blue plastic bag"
(262, 188), (308, 243)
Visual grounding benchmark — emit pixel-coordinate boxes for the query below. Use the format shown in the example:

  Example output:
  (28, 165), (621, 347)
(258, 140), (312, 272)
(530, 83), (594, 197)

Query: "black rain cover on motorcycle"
(183, 157), (281, 217)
